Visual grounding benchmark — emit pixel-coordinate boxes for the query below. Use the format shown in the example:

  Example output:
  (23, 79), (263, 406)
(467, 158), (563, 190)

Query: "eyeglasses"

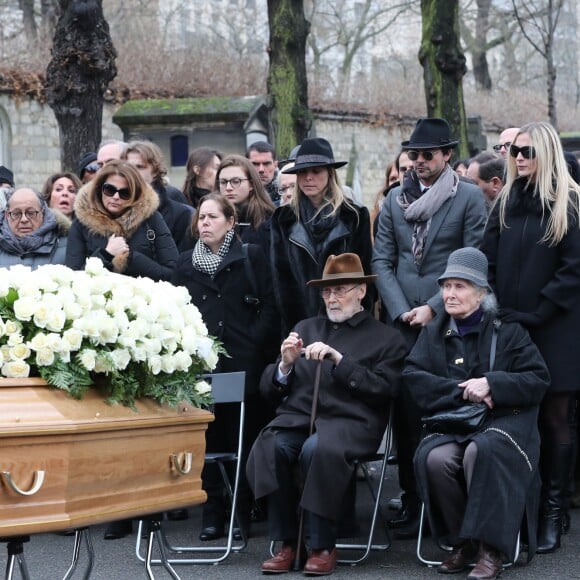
(218, 178), (250, 189)
(102, 183), (131, 200)
(85, 163), (100, 173)
(492, 141), (512, 152)
(6, 209), (42, 221)
(320, 285), (360, 299)
(406, 150), (439, 161)
(509, 145), (536, 160)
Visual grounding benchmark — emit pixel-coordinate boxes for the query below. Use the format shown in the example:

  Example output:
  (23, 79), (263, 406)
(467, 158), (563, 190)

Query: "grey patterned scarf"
(396, 165), (458, 265)
(191, 228), (235, 278)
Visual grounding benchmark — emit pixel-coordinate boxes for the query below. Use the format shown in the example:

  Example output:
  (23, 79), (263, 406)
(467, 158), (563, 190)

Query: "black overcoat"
(171, 238), (280, 394)
(404, 312), (550, 561)
(270, 202), (373, 334)
(483, 178), (580, 391)
(246, 311), (407, 521)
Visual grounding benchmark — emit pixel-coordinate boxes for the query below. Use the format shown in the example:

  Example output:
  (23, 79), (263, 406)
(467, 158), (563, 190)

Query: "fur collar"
(74, 180), (160, 238)
(51, 208), (71, 236)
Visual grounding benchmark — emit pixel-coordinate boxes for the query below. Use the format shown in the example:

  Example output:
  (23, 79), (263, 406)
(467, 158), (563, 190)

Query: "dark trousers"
(267, 430), (337, 550)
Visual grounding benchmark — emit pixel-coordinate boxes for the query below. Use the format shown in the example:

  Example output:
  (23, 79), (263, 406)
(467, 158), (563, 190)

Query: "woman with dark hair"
(483, 121), (580, 554)
(65, 160), (178, 281)
(42, 172), (82, 219)
(272, 137), (372, 334)
(182, 147), (223, 209)
(216, 154), (275, 252)
(172, 193), (279, 542)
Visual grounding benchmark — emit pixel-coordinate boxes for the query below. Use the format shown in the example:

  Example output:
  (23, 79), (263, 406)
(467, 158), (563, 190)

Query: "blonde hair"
(498, 121), (580, 245)
(289, 166), (359, 223)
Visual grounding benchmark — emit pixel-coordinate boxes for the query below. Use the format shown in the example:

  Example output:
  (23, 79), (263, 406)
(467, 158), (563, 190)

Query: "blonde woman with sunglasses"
(66, 160), (178, 282)
(483, 121), (580, 555)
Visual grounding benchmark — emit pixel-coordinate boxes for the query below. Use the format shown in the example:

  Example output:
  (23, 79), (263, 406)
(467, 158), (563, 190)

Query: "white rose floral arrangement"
(0, 258), (221, 408)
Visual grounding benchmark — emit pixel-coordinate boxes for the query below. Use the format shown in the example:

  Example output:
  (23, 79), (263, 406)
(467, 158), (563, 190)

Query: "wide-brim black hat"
(282, 138), (347, 174)
(401, 118), (459, 150)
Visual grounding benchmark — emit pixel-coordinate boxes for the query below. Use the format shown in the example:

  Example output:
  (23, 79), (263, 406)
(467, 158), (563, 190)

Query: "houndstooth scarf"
(191, 228), (235, 278)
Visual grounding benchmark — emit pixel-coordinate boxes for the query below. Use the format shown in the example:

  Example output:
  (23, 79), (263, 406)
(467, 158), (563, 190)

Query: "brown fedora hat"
(307, 253), (377, 287)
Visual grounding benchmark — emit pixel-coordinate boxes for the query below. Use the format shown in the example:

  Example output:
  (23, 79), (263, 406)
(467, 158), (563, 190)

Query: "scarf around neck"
(0, 209), (59, 256)
(191, 228), (235, 278)
(299, 195), (338, 253)
(397, 165), (458, 265)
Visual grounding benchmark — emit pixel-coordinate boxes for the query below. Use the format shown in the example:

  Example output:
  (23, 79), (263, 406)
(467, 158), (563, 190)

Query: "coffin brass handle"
(171, 452), (193, 475)
(1, 470), (46, 496)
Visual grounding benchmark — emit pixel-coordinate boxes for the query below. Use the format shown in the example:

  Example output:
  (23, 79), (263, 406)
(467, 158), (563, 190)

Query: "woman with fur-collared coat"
(66, 160), (178, 281)
(271, 138), (373, 334)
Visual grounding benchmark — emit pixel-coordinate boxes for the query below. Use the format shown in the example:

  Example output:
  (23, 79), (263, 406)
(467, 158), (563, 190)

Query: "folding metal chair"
(135, 371), (247, 570)
(336, 403), (394, 565)
(416, 502), (520, 569)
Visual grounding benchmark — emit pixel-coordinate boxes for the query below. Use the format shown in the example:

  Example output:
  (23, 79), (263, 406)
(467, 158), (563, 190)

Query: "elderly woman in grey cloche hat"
(402, 247), (550, 580)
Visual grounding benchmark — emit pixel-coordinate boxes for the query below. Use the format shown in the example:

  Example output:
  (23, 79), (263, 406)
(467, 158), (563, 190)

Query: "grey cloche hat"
(438, 247), (491, 290)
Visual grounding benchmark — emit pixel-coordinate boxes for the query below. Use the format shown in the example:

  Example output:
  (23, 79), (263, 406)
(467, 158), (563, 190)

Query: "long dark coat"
(246, 311), (407, 521)
(171, 238), (280, 394)
(404, 312), (550, 561)
(483, 178), (580, 391)
(66, 182), (178, 281)
(270, 202), (373, 334)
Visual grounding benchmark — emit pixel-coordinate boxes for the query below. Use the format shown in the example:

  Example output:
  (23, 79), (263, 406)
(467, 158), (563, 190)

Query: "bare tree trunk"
(41, 0), (60, 39)
(44, 0), (117, 172)
(473, 0), (492, 90)
(267, 0), (311, 160)
(18, 0), (37, 42)
(419, 0), (469, 158)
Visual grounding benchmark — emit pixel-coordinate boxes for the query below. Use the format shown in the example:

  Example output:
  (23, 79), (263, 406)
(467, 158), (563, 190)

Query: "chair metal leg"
(144, 520), (181, 580)
(62, 528), (94, 580)
(5, 539), (30, 580)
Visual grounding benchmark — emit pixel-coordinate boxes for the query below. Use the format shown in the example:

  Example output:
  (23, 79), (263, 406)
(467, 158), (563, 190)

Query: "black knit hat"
(78, 152), (98, 179)
(0, 165), (14, 187)
(438, 247), (491, 290)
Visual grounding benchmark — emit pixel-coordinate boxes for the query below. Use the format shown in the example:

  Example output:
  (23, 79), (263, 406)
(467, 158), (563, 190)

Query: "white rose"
(97, 317), (119, 344)
(28, 332), (49, 351)
(5, 320), (22, 335)
(173, 350), (192, 372)
(2, 360), (30, 378)
(13, 297), (36, 321)
(160, 354), (176, 374)
(110, 349), (131, 370)
(36, 348), (55, 366)
(94, 353), (113, 373)
(62, 328), (83, 351)
(148, 355), (162, 375)
(85, 257), (106, 276)
(79, 349), (97, 371)
(46, 309), (66, 332)
(195, 380), (212, 395)
(63, 301), (83, 320)
(7, 333), (24, 347)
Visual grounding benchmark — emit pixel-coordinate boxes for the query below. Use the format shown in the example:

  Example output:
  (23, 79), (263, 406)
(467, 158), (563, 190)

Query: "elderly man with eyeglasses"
(247, 253), (407, 576)
(372, 117), (487, 540)
(492, 127), (520, 159)
(0, 188), (70, 268)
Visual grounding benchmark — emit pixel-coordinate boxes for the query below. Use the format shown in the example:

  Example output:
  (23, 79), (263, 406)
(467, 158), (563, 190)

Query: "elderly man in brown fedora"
(246, 253), (407, 576)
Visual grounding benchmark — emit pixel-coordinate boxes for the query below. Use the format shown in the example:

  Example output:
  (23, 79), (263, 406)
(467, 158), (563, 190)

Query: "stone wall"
(0, 94), (499, 207)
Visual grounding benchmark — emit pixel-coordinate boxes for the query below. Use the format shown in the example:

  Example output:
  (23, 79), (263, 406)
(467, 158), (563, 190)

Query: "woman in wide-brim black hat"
(271, 137), (373, 334)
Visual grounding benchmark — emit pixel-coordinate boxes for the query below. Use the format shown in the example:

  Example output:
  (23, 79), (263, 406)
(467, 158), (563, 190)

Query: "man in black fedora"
(372, 117), (487, 539)
(247, 253), (406, 575)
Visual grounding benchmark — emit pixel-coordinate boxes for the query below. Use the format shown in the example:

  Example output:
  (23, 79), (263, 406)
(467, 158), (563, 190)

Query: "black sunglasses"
(406, 150), (439, 161)
(102, 182), (131, 200)
(509, 145), (536, 160)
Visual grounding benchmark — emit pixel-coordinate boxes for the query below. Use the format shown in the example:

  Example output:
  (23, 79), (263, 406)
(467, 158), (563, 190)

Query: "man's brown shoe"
(437, 541), (477, 574)
(261, 545), (296, 574)
(467, 543), (502, 580)
(303, 547), (337, 576)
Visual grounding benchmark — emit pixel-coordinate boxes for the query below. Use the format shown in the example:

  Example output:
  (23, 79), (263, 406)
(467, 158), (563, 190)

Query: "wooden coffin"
(0, 378), (213, 536)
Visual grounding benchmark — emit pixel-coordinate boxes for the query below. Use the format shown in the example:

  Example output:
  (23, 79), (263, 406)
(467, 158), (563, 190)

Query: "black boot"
(537, 444), (574, 554)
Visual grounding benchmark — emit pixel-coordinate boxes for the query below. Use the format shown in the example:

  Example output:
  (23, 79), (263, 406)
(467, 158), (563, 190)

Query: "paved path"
(1, 465), (578, 579)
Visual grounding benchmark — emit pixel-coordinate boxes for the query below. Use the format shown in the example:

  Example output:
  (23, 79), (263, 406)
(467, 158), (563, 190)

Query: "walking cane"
(293, 359), (324, 570)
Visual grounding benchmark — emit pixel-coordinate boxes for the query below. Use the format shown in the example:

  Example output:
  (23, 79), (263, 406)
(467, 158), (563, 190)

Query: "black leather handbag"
(422, 320), (500, 435)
